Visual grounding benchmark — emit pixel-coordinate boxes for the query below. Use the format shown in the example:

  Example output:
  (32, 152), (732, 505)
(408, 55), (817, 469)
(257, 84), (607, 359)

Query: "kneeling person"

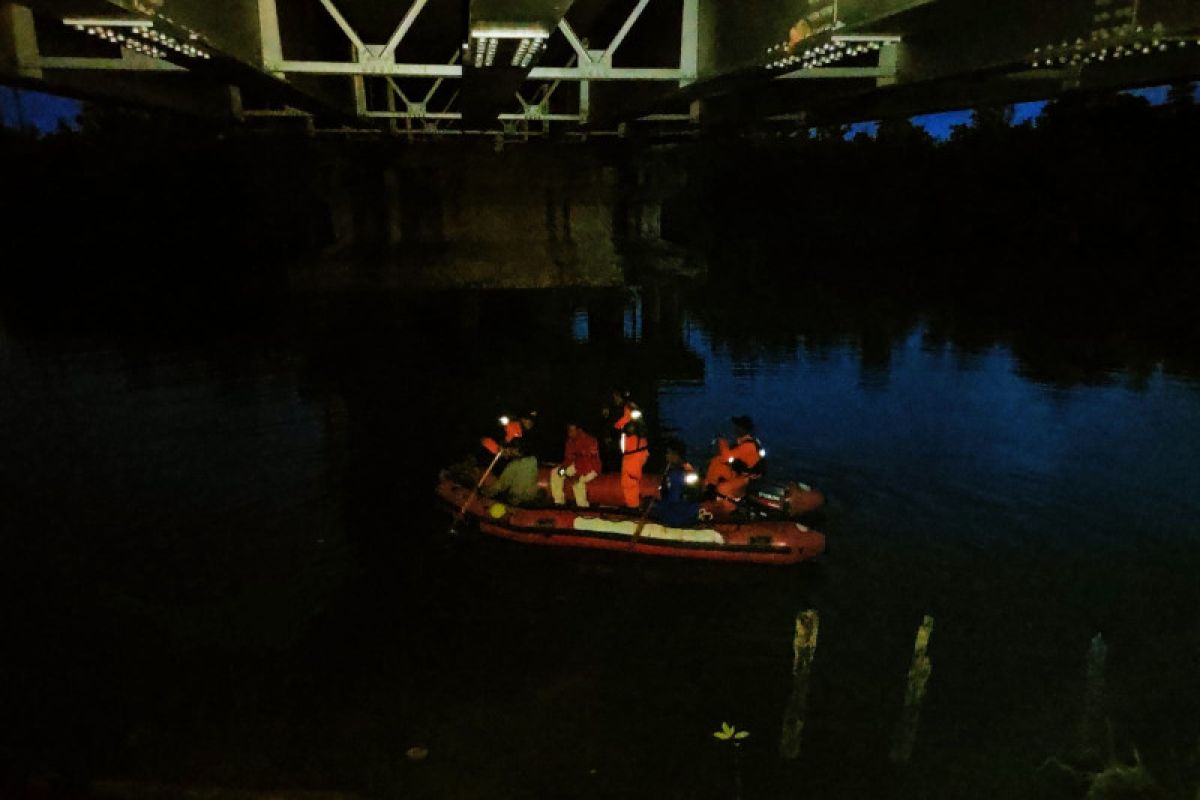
(482, 440), (541, 506)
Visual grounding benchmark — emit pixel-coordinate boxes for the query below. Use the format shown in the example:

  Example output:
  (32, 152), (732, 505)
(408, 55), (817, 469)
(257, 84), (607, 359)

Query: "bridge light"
(471, 24), (550, 39)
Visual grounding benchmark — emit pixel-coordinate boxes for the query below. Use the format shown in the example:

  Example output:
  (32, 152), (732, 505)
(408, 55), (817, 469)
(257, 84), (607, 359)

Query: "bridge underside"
(3, 0), (1200, 137)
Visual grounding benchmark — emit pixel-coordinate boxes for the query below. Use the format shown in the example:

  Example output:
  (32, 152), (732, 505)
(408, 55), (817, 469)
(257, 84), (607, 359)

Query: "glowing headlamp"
(759, 448), (767, 458)
(630, 409), (643, 420)
(499, 415), (510, 426)
(684, 473), (699, 486)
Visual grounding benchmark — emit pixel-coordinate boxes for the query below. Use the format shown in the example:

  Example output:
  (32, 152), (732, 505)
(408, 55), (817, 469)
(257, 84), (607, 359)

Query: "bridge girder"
(3, 0), (1200, 138)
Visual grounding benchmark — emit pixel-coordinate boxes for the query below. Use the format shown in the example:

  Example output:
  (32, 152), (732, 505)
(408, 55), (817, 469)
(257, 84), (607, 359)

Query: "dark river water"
(2, 267), (1199, 799)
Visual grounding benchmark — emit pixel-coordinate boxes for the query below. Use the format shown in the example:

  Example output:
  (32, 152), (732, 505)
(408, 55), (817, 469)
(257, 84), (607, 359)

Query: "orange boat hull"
(437, 476), (826, 566)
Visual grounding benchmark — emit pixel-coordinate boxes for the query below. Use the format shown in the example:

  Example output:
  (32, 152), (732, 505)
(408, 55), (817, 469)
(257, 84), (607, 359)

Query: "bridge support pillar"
(256, 0), (284, 75)
(876, 42), (899, 88)
(680, 0), (698, 85)
(0, 2), (41, 81)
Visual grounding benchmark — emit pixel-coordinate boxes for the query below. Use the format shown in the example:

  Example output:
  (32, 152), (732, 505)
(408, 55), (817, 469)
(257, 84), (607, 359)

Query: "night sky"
(1, 83), (1194, 138)
(844, 83), (1197, 140)
(0, 86), (81, 132)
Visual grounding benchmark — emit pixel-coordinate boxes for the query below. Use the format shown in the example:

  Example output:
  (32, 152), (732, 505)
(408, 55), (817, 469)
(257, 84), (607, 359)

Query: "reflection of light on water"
(623, 290), (643, 341)
(571, 309), (589, 343)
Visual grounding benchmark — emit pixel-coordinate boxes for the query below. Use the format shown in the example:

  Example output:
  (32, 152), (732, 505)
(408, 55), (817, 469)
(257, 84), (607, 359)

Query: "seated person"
(482, 440), (541, 506)
(550, 422), (601, 507)
(704, 415), (764, 503)
(656, 440), (704, 528)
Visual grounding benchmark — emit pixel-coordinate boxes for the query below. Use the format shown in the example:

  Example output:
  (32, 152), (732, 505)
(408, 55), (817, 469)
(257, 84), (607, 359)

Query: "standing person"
(550, 422), (601, 507)
(598, 389), (631, 473)
(704, 415), (764, 502)
(616, 403), (650, 509)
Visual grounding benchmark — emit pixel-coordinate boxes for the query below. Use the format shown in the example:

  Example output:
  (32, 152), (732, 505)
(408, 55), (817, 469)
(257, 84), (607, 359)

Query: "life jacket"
(502, 419), (524, 442)
(723, 434), (762, 471)
(613, 403), (644, 433)
(620, 432), (649, 455)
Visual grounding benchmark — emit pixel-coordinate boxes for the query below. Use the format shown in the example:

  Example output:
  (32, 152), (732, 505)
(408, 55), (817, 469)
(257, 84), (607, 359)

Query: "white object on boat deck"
(572, 516), (724, 544)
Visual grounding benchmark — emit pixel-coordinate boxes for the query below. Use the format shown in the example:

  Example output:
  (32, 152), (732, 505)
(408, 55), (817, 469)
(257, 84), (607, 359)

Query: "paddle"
(449, 449), (503, 535)
(631, 497), (657, 545)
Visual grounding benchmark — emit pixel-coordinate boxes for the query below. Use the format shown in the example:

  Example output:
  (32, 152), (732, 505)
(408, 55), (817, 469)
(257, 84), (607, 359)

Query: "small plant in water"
(713, 722), (750, 800)
(1041, 744), (1161, 800)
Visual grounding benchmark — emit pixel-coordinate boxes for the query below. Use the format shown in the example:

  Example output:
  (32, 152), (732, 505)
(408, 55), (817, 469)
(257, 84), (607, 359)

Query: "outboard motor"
(745, 478), (824, 517)
(745, 477), (791, 514)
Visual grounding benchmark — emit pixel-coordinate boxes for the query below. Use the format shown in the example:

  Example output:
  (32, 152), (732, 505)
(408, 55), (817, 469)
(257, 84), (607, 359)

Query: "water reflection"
(2, 269), (1200, 798)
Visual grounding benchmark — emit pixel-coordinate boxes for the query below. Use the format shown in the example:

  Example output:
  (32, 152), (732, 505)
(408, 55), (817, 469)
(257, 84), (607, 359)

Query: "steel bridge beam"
(0, 1), (40, 80)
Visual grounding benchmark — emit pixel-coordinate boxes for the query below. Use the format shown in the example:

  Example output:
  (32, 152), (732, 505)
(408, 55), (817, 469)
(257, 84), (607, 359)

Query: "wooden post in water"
(1076, 633), (1108, 762)
(890, 614), (934, 765)
(779, 609), (820, 759)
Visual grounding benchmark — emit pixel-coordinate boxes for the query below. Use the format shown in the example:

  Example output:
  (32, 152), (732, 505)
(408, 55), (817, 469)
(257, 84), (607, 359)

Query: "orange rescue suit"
(704, 434), (762, 498)
(619, 431), (650, 509)
(613, 403), (638, 431)
(481, 419), (525, 455)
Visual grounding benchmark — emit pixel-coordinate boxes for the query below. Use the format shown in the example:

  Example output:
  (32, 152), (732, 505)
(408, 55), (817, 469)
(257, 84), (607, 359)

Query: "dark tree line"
(670, 85), (1199, 271)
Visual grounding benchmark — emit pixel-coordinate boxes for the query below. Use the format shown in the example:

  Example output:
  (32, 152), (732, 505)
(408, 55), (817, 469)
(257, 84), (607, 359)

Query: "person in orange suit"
(611, 396), (642, 434)
(599, 389), (633, 472)
(481, 410), (536, 456)
(704, 415), (764, 505)
(615, 403), (649, 508)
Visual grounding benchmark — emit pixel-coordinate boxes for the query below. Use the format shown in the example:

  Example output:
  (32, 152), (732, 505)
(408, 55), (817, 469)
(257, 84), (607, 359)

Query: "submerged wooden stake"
(779, 609), (820, 759)
(1077, 633), (1108, 762)
(890, 614), (934, 765)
